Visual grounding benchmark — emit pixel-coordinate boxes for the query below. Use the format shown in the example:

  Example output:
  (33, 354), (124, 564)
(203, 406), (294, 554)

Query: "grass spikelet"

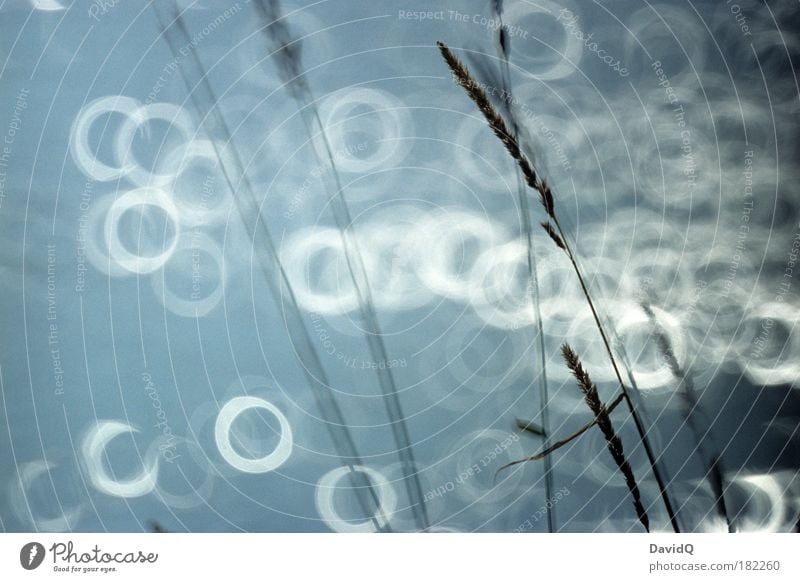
(540, 221), (565, 250)
(561, 343), (650, 532)
(437, 41), (554, 217)
(438, 40), (680, 531)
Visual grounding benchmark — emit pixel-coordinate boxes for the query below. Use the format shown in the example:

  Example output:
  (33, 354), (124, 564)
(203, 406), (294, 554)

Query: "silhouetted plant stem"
(438, 40), (680, 532)
(503, 392), (624, 467)
(515, 418), (546, 437)
(305, 105), (430, 531)
(152, 2), (391, 531)
(549, 175), (681, 535)
(486, 0), (557, 533)
(257, 0), (428, 531)
(561, 344), (649, 531)
(641, 302), (732, 532)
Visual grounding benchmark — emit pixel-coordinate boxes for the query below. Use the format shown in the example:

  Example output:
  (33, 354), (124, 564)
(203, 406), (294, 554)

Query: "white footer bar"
(1, 533), (797, 581)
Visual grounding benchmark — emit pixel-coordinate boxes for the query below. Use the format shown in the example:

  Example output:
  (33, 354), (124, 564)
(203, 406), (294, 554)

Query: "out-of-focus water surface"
(0, 0), (798, 532)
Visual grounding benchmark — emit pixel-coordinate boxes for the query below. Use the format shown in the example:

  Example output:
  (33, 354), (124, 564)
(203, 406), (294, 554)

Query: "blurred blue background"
(0, 0), (798, 532)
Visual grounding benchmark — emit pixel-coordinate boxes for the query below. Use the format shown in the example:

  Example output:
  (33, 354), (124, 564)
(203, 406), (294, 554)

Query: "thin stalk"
(561, 344), (649, 531)
(641, 302), (731, 532)
(151, 2), (390, 531)
(438, 41), (679, 532)
(515, 418), (546, 437)
(551, 216), (680, 533)
(502, 392), (625, 469)
(489, 0), (556, 533)
(255, 0), (428, 530)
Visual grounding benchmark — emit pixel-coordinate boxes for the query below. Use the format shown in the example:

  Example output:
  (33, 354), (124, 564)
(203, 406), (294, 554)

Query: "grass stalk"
(256, 0), (429, 531)
(503, 392), (624, 467)
(641, 302), (731, 531)
(515, 418), (546, 437)
(487, 0), (557, 532)
(438, 41), (680, 532)
(561, 344), (650, 531)
(152, 2), (391, 531)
